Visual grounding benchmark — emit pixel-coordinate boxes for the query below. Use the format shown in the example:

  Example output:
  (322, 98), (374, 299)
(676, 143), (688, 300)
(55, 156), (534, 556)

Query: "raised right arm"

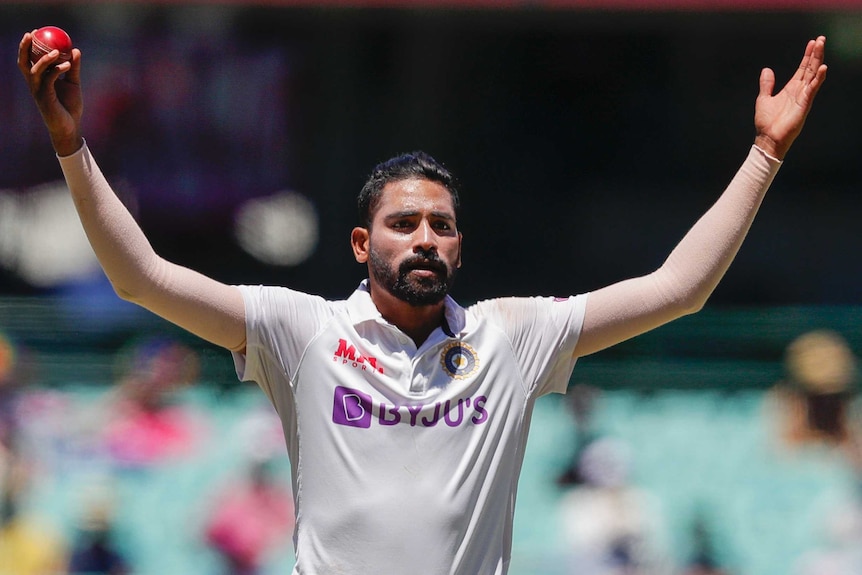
(19, 31), (247, 353)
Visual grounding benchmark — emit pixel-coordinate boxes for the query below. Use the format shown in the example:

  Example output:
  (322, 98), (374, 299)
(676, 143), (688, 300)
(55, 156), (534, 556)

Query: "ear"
(456, 231), (463, 269)
(351, 227), (370, 263)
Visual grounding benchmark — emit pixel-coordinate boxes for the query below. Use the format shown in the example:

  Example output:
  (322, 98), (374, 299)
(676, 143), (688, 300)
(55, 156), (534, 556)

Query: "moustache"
(399, 253), (448, 275)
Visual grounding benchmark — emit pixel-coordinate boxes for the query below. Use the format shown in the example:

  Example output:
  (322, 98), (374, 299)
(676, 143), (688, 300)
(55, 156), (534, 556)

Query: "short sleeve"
(471, 293), (588, 397)
(231, 285), (334, 404)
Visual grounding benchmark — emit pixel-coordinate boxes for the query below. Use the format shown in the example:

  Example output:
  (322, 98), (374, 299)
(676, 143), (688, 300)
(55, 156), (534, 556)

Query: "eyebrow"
(383, 210), (456, 222)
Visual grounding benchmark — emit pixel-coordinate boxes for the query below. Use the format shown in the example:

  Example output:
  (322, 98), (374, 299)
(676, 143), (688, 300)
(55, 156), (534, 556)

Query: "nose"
(413, 220), (437, 253)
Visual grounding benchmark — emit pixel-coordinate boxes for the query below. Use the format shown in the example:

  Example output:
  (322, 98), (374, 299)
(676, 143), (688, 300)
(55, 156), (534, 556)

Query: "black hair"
(357, 151), (460, 229)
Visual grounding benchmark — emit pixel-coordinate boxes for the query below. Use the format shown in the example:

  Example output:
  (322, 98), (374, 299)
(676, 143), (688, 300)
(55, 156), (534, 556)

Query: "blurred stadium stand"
(4, 296), (861, 575)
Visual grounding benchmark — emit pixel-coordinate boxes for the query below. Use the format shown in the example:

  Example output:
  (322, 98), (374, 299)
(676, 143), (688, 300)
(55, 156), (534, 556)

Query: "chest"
(292, 323), (526, 432)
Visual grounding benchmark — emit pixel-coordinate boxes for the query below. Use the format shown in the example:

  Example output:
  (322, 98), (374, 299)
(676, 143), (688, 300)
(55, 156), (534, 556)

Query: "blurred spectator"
(681, 512), (732, 575)
(764, 329), (862, 575)
(558, 384), (603, 487)
(204, 454), (294, 575)
(0, 333), (32, 459)
(766, 329), (861, 466)
(557, 436), (672, 575)
(1, 333), (67, 574)
(67, 479), (130, 575)
(0, 434), (67, 575)
(103, 337), (204, 469)
(0, 333), (19, 488)
(0, 331), (91, 486)
(791, 494), (862, 575)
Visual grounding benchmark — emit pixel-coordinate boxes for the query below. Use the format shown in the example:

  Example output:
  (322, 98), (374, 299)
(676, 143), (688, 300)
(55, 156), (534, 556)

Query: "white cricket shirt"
(232, 280), (587, 575)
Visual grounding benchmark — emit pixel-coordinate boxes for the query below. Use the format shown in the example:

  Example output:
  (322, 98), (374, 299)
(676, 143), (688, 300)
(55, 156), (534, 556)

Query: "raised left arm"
(574, 36), (827, 358)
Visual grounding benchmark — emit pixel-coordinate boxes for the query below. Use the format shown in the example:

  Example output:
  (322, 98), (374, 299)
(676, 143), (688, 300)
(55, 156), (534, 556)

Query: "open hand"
(17, 30), (84, 156)
(754, 36), (827, 159)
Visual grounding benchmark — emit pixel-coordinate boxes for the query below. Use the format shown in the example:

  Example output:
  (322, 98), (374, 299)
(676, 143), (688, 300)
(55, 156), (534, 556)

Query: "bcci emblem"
(440, 342), (479, 380)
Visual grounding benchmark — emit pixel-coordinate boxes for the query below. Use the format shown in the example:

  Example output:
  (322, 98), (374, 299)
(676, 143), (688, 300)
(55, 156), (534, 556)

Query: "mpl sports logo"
(333, 339), (384, 374)
(332, 386), (489, 429)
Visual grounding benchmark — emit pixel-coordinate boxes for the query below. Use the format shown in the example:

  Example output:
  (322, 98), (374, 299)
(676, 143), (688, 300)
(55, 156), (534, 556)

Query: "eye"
(391, 219), (413, 230)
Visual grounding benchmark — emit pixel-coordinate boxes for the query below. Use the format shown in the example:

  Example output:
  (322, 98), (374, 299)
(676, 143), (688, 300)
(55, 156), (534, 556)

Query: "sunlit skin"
(351, 178), (462, 346)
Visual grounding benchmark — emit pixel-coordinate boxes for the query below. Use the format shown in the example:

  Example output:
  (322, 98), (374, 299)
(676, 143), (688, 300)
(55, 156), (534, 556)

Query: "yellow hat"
(785, 330), (858, 394)
(0, 332), (16, 380)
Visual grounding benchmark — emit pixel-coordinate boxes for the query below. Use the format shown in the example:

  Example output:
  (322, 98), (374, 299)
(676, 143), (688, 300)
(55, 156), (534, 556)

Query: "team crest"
(440, 342), (479, 379)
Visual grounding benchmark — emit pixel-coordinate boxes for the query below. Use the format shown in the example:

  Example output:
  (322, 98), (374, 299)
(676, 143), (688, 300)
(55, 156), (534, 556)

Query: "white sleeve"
(231, 285), (334, 405)
(472, 294), (588, 397)
(58, 142), (247, 352)
(576, 145), (781, 357)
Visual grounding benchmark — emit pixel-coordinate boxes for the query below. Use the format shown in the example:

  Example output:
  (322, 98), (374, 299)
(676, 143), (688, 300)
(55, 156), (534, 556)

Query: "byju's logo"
(332, 386), (373, 428)
(331, 386), (489, 430)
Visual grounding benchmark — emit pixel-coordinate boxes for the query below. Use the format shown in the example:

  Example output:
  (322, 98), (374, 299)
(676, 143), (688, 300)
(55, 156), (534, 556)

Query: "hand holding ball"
(29, 26), (73, 67)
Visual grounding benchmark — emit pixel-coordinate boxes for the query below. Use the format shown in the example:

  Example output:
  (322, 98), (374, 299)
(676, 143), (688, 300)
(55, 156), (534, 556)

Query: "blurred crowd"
(0, 332), (293, 575)
(552, 327), (862, 575)
(1, 325), (860, 575)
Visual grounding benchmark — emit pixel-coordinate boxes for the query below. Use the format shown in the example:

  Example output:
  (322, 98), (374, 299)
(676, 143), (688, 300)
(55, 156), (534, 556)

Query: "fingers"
(64, 48), (82, 85)
(810, 35), (827, 70)
(804, 61), (828, 104)
(810, 36), (828, 91)
(17, 32), (47, 97)
(796, 37), (827, 109)
(43, 60), (72, 87)
(797, 36), (827, 85)
(794, 38), (816, 82)
(759, 67), (776, 99)
(17, 31), (33, 75)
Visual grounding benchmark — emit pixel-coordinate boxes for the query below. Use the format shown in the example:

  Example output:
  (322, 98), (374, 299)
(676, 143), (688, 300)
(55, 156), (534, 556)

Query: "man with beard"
(19, 31), (826, 575)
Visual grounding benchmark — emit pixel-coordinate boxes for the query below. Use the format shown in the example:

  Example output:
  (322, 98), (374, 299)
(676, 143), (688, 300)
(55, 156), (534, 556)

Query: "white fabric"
(575, 145), (781, 356)
(232, 281), (587, 575)
(57, 142), (247, 351)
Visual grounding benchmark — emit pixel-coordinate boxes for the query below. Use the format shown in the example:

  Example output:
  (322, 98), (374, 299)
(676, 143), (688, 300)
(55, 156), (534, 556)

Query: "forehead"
(374, 178), (456, 218)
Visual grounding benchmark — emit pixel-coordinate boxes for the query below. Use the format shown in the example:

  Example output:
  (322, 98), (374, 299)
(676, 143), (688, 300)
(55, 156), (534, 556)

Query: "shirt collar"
(346, 279), (468, 336)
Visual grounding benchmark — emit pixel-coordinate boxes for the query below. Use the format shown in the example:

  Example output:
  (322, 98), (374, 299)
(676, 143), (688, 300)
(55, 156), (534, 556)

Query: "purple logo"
(332, 386), (373, 428)
(331, 386), (489, 429)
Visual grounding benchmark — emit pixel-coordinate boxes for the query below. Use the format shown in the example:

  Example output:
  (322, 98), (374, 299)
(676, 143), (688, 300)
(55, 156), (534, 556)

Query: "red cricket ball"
(29, 26), (73, 67)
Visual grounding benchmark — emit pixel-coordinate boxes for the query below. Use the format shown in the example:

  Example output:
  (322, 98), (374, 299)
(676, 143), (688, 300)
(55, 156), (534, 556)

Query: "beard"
(369, 247), (457, 306)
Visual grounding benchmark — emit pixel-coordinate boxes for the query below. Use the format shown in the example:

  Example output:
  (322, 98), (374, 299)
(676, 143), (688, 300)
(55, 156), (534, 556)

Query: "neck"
(369, 286), (446, 347)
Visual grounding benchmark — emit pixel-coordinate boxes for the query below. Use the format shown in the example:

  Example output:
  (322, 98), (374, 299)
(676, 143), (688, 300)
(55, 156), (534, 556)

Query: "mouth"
(407, 268), (440, 279)
(401, 259), (447, 280)
(406, 260), (445, 272)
